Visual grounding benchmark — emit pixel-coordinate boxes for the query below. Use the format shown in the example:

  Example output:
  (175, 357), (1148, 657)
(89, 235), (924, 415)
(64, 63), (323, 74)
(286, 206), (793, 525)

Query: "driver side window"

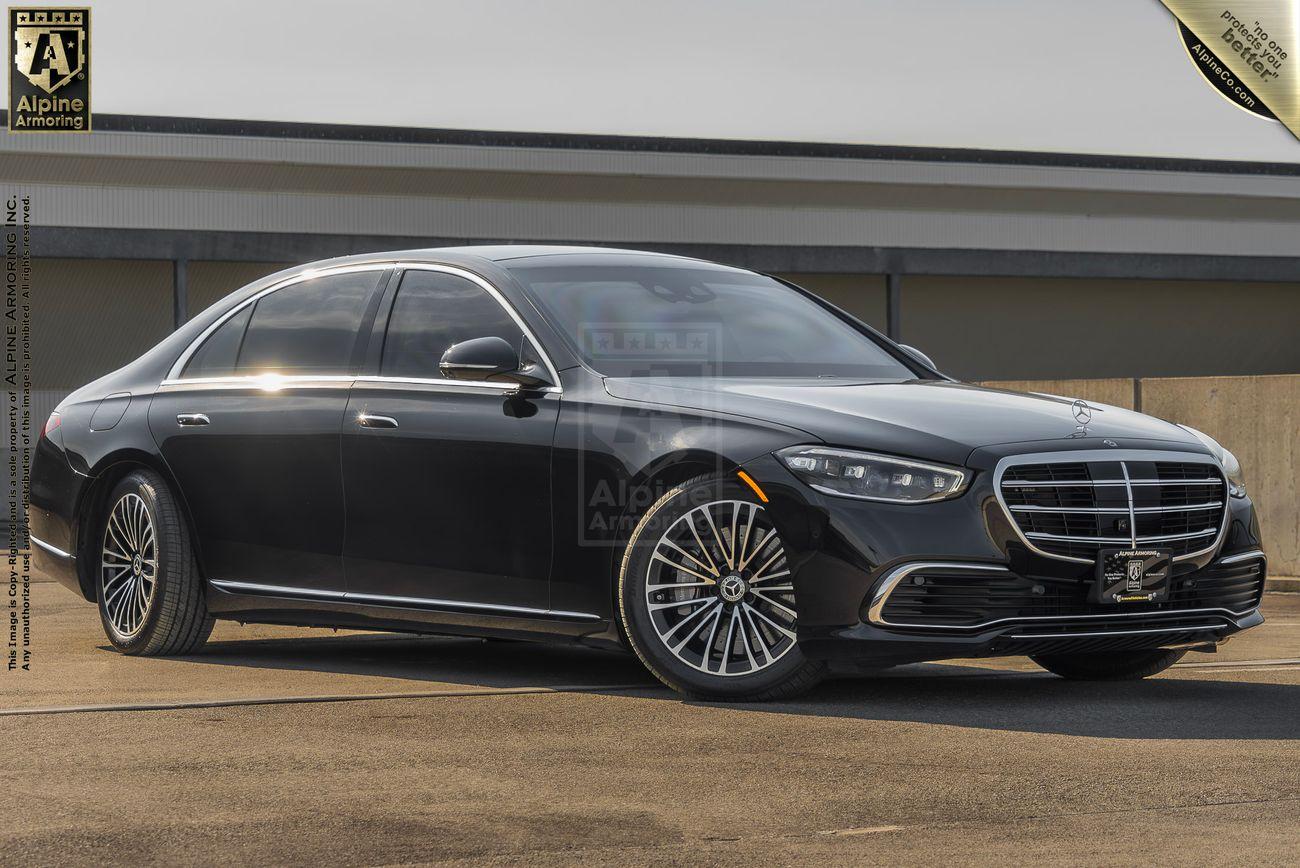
(381, 270), (524, 379)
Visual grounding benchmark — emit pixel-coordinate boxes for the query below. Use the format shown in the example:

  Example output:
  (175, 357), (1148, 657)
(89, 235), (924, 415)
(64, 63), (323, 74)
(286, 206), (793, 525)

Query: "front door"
(149, 267), (387, 593)
(341, 267), (558, 611)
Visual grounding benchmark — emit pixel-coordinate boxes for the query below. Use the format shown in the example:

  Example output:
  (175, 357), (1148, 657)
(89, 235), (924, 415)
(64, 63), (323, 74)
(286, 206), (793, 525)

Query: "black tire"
(617, 473), (824, 701)
(96, 468), (214, 656)
(1030, 648), (1186, 681)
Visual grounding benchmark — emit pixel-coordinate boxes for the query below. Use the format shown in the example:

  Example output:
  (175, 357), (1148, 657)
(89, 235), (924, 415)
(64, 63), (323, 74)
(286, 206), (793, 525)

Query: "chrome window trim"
(158, 375), (356, 392)
(163, 261), (564, 393)
(165, 262), (393, 381)
(395, 262), (564, 390)
(993, 449), (1230, 565)
(31, 535), (74, 560)
(208, 579), (600, 621)
(865, 557), (1261, 631)
(351, 375), (562, 395)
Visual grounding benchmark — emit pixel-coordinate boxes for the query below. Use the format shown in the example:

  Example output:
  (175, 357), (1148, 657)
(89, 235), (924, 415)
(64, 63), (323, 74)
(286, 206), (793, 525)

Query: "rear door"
(341, 265), (559, 611)
(149, 266), (389, 594)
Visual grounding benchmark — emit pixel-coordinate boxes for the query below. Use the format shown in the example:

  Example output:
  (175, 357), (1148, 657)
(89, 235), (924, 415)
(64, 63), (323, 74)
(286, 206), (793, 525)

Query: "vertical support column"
(172, 258), (188, 329)
(885, 272), (902, 341)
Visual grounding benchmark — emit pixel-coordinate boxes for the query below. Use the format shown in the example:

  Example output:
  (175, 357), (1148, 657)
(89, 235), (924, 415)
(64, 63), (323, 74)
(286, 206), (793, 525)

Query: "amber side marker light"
(736, 470), (769, 503)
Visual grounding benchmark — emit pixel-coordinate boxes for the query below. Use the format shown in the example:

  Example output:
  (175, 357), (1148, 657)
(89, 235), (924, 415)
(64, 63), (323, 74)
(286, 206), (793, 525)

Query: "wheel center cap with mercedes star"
(27, 246), (1265, 700)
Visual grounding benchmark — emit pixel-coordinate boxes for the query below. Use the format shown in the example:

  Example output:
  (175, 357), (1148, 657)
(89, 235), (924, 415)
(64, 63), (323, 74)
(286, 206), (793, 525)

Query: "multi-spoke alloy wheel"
(645, 499), (797, 676)
(101, 492), (158, 640)
(95, 469), (214, 656)
(619, 474), (824, 701)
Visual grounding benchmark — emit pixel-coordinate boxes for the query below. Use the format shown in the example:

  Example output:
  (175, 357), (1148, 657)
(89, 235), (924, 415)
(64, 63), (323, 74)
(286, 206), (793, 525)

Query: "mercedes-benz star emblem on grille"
(1071, 399), (1092, 425)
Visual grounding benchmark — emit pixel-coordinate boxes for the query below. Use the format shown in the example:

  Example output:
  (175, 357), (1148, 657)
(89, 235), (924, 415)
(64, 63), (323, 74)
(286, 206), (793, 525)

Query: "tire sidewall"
(618, 475), (813, 699)
(96, 472), (176, 653)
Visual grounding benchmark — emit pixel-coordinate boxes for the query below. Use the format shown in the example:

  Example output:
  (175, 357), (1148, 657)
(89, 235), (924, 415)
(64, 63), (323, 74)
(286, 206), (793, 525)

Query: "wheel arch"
(605, 450), (739, 613)
(73, 450), (197, 601)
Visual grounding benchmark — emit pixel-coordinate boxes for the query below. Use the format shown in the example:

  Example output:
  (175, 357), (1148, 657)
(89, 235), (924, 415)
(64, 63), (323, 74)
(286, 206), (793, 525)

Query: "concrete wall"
(975, 378), (1137, 410)
(904, 276), (1300, 382)
(8, 124), (1300, 261)
(31, 259), (173, 392)
(187, 261), (293, 321)
(985, 375), (1300, 576)
(1142, 375), (1298, 578)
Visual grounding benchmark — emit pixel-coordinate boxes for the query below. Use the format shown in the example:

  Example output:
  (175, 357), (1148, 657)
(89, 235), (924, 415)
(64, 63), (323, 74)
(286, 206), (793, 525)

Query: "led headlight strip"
(777, 446), (969, 504)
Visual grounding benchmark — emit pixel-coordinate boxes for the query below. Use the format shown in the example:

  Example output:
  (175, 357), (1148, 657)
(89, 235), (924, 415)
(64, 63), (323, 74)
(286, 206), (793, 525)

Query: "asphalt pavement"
(2, 582), (1298, 866)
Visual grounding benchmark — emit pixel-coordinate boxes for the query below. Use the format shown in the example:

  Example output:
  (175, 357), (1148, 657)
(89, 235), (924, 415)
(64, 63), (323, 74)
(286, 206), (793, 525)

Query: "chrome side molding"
(207, 579), (602, 622)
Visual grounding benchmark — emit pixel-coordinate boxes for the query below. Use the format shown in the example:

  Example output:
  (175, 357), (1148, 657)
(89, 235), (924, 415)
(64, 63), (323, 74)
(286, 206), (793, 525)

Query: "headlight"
(777, 446), (969, 503)
(1177, 425), (1247, 498)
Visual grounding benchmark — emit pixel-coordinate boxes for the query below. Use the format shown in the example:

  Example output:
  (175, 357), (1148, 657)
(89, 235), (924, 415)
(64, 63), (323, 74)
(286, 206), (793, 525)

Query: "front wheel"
(97, 469), (214, 655)
(1030, 648), (1186, 680)
(617, 474), (824, 701)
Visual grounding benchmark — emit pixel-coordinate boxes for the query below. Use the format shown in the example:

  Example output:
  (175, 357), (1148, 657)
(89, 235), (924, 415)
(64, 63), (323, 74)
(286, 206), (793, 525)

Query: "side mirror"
(899, 344), (937, 371)
(439, 336), (550, 388)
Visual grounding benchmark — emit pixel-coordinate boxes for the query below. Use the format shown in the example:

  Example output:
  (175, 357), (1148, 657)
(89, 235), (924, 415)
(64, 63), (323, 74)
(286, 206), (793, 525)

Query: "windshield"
(508, 261), (916, 378)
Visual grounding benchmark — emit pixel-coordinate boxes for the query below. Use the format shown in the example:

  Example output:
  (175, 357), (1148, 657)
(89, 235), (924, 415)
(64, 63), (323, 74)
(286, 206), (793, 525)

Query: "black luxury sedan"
(29, 247), (1266, 700)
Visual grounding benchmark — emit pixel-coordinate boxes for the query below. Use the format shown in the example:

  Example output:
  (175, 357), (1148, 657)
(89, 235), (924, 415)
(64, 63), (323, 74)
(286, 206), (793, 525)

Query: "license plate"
(1094, 548), (1172, 604)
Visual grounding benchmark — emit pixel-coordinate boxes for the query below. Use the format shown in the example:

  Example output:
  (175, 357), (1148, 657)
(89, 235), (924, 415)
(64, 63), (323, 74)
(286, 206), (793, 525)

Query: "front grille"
(998, 457), (1226, 562)
(874, 557), (1264, 630)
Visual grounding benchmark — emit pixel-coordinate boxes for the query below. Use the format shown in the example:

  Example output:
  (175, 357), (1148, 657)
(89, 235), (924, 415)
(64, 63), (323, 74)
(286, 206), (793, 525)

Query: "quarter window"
(235, 271), (380, 375)
(381, 270), (524, 379)
(182, 305), (252, 378)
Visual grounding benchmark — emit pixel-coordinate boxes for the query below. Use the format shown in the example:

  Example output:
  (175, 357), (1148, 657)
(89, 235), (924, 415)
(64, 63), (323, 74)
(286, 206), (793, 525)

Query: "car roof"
(287, 245), (724, 273)
(429, 244), (707, 263)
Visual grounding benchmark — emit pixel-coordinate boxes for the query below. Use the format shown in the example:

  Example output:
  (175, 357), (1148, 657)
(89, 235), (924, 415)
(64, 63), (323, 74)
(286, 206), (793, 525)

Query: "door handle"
(356, 413), (399, 429)
(176, 413), (210, 427)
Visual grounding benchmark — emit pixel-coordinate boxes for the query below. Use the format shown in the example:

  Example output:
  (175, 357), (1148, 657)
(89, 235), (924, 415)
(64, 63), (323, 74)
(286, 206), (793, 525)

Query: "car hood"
(602, 377), (1203, 466)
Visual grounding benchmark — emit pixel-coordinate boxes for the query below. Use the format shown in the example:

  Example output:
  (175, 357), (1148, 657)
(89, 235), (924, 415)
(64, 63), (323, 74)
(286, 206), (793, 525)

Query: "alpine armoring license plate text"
(1094, 548), (1172, 604)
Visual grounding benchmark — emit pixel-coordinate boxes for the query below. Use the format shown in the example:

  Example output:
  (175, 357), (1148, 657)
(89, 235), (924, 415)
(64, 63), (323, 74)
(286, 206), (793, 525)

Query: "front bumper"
(799, 604), (1264, 666)
(741, 445), (1267, 666)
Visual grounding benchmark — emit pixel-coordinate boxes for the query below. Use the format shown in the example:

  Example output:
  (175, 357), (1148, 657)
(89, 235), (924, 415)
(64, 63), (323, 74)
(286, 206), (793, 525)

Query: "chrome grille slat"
(1002, 478), (1223, 487)
(994, 450), (1229, 564)
(1025, 527), (1217, 544)
(1010, 501), (1222, 514)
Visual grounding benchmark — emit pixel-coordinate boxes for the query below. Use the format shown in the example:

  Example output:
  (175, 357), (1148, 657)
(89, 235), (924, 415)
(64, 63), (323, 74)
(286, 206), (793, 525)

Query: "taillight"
(41, 410), (62, 440)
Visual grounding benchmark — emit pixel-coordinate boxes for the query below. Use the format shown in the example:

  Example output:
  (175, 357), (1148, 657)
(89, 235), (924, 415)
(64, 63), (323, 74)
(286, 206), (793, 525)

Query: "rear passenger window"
(183, 305), (252, 378)
(381, 270), (524, 379)
(236, 271), (380, 375)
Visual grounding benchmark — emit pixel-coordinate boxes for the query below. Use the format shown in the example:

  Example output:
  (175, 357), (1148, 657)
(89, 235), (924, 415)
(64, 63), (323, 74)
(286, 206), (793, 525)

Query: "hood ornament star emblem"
(1070, 399), (1092, 437)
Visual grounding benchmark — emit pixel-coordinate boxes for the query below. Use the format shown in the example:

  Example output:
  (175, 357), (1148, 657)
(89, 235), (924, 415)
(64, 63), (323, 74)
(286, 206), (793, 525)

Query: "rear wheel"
(97, 469), (214, 655)
(618, 474), (823, 701)
(1030, 648), (1186, 680)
